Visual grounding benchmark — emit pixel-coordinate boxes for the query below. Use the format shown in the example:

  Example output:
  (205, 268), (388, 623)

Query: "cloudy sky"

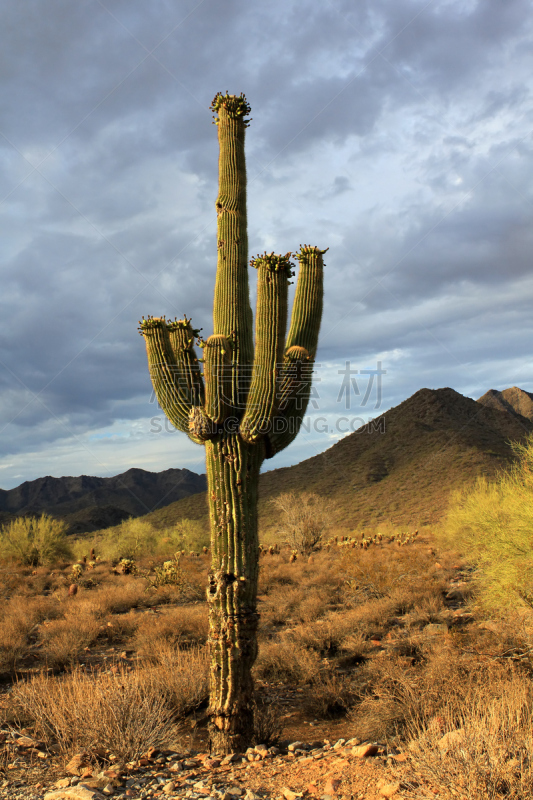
(0, 0), (532, 489)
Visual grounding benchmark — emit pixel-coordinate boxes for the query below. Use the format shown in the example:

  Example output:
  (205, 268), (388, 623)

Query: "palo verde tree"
(140, 92), (326, 754)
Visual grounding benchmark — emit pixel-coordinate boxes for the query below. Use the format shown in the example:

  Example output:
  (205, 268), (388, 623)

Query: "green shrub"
(0, 514), (72, 566)
(437, 433), (533, 615)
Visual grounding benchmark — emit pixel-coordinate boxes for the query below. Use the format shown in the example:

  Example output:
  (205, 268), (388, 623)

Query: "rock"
(44, 786), (104, 800)
(221, 753), (241, 765)
(288, 741), (305, 752)
(203, 758), (221, 769)
(68, 584), (78, 597)
(56, 779), (72, 789)
(244, 790), (261, 800)
(377, 779), (401, 797)
(282, 789), (300, 800)
(162, 782), (175, 795)
(66, 753), (92, 776)
(352, 744), (379, 758)
(16, 735), (42, 749)
(332, 739), (346, 750)
(323, 779), (341, 795)
(307, 783), (319, 795)
(101, 786), (114, 796)
(437, 729), (465, 752)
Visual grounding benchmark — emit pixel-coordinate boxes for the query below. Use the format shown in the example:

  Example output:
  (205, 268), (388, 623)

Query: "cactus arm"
(240, 253), (292, 444)
(266, 246), (327, 457)
(139, 316), (205, 442)
(211, 93), (254, 410)
(285, 245), (327, 358)
(204, 334), (232, 424)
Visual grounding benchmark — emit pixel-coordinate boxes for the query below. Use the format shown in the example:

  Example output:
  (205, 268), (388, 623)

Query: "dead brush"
(140, 643), (209, 717)
(254, 639), (321, 684)
(252, 697), (284, 746)
(348, 642), (513, 744)
(133, 605), (208, 657)
(304, 672), (358, 719)
(40, 610), (101, 669)
(0, 614), (33, 674)
(11, 664), (175, 761)
(405, 670), (533, 799)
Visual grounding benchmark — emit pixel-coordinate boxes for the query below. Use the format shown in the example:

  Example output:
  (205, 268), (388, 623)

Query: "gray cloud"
(0, 0), (532, 487)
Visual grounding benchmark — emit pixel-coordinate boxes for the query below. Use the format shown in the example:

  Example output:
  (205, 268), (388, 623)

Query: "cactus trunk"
(206, 433), (264, 751)
(140, 92), (326, 754)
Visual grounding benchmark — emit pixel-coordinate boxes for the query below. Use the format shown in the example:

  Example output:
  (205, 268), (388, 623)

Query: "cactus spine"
(139, 92), (326, 754)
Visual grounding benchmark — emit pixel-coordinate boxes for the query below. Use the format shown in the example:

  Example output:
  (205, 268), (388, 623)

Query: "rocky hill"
(118, 387), (533, 534)
(0, 467), (206, 534)
(477, 386), (533, 421)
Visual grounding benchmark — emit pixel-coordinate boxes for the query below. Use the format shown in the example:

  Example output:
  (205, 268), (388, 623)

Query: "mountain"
(477, 387), (533, 421)
(123, 387), (533, 534)
(0, 467), (207, 534)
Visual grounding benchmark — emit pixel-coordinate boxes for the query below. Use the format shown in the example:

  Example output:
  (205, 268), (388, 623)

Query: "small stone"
(56, 779), (72, 789)
(162, 782), (175, 795)
(323, 779), (341, 795)
(66, 753), (92, 776)
(282, 789), (299, 800)
(352, 744), (379, 758)
(102, 786), (115, 796)
(44, 787), (105, 800)
(203, 759), (220, 770)
(288, 742), (304, 752)
(221, 754), (241, 765)
(16, 735), (41, 748)
(332, 740), (345, 750)
(244, 791), (261, 800)
(377, 780), (401, 797)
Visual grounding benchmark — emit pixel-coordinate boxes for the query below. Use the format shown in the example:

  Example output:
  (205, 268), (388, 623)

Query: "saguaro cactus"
(140, 92), (326, 754)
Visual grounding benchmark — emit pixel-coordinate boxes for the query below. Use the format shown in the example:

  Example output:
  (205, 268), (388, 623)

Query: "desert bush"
(40, 611), (101, 668)
(304, 672), (357, 718)
(271, 491), (330, 555)
(12, 665), (175, 760)
(348, 642), (515, 744)
(252, 698), (284, 746)
(0, 514), (72, 566)
(162, 519), (209, 555)
(133, 605), (208, 656)
(97, 517), (158, 562)
(254, 639), (321, 684)
(406, 670), (533, 799)
(437, 433), (533, 618)
(141, 644), (208, 716)
(142, 556), (187, 591)
(0, 615), (32, 674)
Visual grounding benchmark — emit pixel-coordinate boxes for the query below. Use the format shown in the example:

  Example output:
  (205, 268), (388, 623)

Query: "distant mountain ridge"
(122, 387), (533, 533)
(3, 385), (532, 537)
(477, 386), (533, 421)
(0, 467), (207, 534)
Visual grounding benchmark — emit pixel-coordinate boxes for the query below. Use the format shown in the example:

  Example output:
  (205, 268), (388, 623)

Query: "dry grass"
(133, 605), (208, 656)
(3, 524), (533, 784)
(405, 670), (533, 799)
(11, 666), (175, 761)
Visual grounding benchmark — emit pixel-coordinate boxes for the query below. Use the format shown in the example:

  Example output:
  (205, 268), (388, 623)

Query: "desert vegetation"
(0, 464), (532, 797)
